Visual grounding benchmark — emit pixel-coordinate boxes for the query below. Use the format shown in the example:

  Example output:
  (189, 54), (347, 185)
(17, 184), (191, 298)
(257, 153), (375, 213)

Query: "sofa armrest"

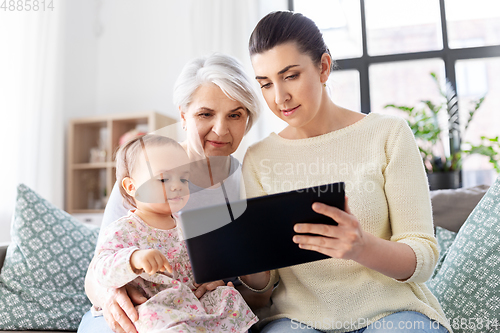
(0, 243), (8, 272)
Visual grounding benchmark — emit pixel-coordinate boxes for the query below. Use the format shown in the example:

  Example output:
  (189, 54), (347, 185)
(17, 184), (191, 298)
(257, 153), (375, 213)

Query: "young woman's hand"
(193, 280), (228, 298)
(130, 249), (172, 275)
(102, 284), (147, 333)
(292, 197), (367, 261)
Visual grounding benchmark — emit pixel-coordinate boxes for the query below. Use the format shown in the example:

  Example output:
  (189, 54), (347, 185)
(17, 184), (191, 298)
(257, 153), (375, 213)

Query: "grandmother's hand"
(102, 284), (147, 333)
(193, 280), (227, 298)
(292, 197), (367, 261)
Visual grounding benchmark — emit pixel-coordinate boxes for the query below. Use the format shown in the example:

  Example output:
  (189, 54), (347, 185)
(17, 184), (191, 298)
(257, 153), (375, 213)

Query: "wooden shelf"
(72, 162), (113, 169)
(66, 111), (176, 214)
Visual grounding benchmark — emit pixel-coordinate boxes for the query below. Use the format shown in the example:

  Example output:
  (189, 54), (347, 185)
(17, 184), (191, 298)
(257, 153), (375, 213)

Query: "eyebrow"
(155, 170), (190, 176)
(197, 106), (245, 113)
(255, 65), (300, 80)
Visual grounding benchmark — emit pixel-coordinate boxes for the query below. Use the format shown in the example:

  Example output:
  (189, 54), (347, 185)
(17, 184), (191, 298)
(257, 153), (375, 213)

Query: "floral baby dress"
(94, 210), (258, 332)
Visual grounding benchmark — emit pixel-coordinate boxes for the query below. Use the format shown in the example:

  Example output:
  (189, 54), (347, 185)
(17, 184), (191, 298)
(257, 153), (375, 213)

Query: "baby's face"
(132, 144), (190, 214)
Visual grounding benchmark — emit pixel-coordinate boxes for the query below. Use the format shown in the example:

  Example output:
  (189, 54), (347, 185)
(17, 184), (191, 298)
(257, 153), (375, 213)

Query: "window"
(445, 0), (500, 49)
(291, 0), (500, 172)
(365, 0), (443, 56)
(369, 58), (445, 114)
(329, 69), (361, 112)
(455, 57), (500, 171)
(294, 0), (363, 59)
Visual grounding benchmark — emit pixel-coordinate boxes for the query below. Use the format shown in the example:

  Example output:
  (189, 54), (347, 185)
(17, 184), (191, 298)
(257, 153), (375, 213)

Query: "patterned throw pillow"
(430, 227), (458, 279)
(435, 226), (458, 256)
(0, 184), (99, 330)
(427, 177), (500, 333)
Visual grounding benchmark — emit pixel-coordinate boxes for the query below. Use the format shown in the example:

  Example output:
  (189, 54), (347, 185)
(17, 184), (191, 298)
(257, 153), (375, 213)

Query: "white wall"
(63, 0), (289, 160)
(0, 1), (289, 243)
(62, 0), (99, 123)
(94, 0), (192, 119)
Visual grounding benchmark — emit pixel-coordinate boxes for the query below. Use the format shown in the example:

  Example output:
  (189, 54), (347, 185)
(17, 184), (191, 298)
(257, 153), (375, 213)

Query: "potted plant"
(385, 72), (499, 190)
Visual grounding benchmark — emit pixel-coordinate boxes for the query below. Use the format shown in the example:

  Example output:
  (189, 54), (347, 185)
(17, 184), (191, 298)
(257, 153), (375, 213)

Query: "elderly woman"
(78, 53), (262, 333)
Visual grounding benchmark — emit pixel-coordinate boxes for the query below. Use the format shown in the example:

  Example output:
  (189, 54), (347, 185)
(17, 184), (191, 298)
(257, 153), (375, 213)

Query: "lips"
(207, 140), (228, 148)
(281, 105), (300, 117)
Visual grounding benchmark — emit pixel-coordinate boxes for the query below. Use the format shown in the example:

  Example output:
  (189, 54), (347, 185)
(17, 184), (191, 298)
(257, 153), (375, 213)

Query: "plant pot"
(427, 171), (461, 190)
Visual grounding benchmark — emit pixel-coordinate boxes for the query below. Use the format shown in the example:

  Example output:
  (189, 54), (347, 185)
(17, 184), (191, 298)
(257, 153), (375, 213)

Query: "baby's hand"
(130, 249), (172, 275)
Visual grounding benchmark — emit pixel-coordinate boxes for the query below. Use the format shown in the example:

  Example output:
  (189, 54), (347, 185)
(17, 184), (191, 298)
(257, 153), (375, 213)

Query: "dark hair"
(249, 11), (335, 72)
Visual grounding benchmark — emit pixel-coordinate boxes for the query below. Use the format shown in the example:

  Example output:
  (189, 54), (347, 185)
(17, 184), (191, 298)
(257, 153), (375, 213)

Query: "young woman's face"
(181, 83), (248, 157)
(129, 144), (190, 215)
(251, 42), (327, 129)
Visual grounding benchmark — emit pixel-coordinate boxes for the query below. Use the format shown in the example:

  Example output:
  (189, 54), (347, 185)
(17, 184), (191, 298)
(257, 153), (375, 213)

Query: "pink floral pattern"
(94, 211), (257, 332)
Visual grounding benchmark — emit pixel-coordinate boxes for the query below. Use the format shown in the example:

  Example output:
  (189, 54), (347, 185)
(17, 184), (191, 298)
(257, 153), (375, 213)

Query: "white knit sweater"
(241, 113), (451, 333)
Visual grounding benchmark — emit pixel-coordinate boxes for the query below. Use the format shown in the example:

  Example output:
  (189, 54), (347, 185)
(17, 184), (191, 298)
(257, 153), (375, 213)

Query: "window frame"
(290, 0), (500, 114)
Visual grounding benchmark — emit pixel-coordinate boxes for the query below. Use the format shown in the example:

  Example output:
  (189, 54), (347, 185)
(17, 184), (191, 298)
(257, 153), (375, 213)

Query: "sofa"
(0, 183), (496, 333)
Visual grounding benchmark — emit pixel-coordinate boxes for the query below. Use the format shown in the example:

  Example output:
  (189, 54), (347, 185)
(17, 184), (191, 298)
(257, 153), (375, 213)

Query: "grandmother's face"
(181, 83), (248, 157)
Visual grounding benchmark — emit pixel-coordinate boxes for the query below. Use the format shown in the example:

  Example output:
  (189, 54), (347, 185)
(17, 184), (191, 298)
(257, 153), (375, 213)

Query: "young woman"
(238, 11), (452, 333)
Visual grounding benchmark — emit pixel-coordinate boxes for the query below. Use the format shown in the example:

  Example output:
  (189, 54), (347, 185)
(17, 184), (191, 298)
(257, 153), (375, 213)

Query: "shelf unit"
(66, 111), (176, 214)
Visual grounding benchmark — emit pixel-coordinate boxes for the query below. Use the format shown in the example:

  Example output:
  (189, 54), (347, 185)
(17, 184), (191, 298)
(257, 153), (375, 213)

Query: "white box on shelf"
(72, 213), (104, 227)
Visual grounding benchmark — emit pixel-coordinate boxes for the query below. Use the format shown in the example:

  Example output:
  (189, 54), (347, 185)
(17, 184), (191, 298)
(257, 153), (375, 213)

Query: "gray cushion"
(0, 184), (99, 331)
(430, 184), (489, 232)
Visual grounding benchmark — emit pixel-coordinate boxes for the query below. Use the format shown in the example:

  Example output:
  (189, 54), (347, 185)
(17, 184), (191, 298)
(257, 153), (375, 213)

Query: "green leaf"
(385, 71), (494, 174)
(384, 104), (414, 113)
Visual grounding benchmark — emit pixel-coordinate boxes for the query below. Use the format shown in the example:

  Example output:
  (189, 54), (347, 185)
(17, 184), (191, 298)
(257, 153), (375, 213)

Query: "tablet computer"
(177, 182), (345, 284)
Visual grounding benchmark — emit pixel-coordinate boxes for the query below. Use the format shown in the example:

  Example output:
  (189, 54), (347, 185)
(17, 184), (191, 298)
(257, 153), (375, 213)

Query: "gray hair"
(173, 53), (260, 133)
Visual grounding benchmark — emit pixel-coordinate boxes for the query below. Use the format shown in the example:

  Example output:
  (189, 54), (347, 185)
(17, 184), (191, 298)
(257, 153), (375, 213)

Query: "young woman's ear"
(319, 53), (332, 84)
(122, 177), (136, 196)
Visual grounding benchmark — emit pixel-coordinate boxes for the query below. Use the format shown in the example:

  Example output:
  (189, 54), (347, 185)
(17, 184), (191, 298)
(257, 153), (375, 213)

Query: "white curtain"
(188, 0), (258, 64)
(186, 0), (263, 162)
(0, 5), (65, 243)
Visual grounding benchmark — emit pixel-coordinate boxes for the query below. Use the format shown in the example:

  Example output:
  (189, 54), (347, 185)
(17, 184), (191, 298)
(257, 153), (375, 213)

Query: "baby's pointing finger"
(163, 261), (172, 273)
(163, 259), (172, 273)
(147, 263), (157, 275)
(154, 256), (164, 272)
(143, 261), (152, 274)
